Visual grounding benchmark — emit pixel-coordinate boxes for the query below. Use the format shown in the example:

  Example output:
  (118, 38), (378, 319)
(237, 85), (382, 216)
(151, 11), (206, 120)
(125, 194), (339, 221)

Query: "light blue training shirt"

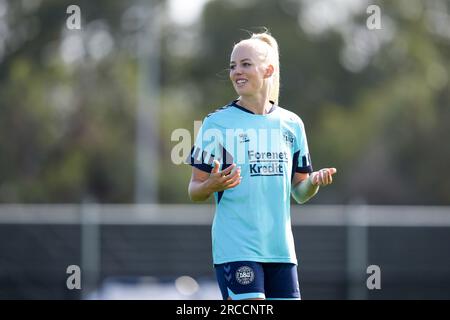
(188, 100), (313, 265)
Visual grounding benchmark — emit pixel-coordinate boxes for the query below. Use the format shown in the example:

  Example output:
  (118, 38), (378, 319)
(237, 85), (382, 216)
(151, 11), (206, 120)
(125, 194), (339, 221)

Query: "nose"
(232, 67), (242, 77)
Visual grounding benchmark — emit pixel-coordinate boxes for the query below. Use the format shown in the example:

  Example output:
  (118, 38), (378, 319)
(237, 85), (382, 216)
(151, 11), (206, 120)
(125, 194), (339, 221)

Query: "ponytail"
(250, 32), (280, 105)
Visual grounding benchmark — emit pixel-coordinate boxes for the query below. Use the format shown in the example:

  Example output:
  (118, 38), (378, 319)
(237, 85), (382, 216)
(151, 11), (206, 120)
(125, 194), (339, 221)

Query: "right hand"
(207, 160), (242, 192)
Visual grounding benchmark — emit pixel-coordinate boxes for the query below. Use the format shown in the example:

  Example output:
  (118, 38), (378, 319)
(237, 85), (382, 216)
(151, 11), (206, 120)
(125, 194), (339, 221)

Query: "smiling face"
(229, 42), (273, 99)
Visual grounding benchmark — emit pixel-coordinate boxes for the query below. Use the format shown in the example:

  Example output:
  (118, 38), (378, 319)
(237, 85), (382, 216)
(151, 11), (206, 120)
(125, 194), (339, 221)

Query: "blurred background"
(0, 0), (449, 299)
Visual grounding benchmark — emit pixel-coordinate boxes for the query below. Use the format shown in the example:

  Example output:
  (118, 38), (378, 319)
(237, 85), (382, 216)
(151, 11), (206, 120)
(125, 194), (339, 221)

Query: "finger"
(225, 177), (242, 189)
(224, 169), (241, 185)
(310, 172), (318, 186)
(323, 170), (331, 185)
(220, 164), (236, 176)
(319, 170), (325, 185)
(329, 167), (337, 176)
(327, 170), (333, 184)
(212, 160), (220, 174)
(320, 170), (329, 185)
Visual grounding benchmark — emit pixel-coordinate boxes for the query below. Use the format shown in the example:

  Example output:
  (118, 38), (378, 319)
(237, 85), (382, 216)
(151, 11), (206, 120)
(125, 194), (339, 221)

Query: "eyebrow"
(230, 58), (251, 64)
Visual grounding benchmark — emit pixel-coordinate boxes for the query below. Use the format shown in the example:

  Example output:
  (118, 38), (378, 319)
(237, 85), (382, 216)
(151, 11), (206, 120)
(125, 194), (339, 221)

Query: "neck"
(237, 93), (272, 115)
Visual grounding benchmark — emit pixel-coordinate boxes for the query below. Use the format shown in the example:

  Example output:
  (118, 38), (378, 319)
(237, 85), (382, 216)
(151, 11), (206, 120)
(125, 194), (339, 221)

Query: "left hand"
(310, 168), (337, 186)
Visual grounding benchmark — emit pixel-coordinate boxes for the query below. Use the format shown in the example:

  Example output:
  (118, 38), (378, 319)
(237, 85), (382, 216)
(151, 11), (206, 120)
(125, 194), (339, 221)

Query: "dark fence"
(0, 205), (449, 299)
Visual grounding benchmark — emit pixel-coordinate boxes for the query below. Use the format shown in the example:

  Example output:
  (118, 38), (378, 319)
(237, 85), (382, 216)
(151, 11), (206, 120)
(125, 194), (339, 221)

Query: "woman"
(187, 31), (337, 300)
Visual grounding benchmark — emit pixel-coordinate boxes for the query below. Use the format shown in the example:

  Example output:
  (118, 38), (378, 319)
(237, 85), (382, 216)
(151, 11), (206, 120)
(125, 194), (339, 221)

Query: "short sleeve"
(186, 117), (222, 173)
(293, 117), (313, 174)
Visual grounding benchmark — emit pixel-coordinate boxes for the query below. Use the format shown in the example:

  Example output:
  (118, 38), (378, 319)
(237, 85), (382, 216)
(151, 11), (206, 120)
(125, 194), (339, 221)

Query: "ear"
(264, 64), (274, 78)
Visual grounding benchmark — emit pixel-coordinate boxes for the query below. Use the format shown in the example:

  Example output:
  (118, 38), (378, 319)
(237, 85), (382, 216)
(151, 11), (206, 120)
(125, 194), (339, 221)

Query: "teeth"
(237, 79), (247, 84)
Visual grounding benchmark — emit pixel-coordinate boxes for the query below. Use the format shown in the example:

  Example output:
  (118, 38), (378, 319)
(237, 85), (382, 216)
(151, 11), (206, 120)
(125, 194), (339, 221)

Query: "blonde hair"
(234, 31), (280, 104)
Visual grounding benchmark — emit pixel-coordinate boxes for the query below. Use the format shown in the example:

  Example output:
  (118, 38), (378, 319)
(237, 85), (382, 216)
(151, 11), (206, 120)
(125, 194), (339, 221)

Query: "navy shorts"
(214, 261), (301, 300)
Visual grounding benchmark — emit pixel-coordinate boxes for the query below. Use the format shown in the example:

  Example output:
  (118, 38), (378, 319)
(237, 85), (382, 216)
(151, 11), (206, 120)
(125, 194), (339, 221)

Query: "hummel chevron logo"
(239, 133), (250, 143)
(224, 265), (232, 282)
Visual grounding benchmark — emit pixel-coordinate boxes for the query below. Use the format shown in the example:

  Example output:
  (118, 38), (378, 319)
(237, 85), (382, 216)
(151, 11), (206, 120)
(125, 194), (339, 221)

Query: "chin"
(235, 88), (250, 97)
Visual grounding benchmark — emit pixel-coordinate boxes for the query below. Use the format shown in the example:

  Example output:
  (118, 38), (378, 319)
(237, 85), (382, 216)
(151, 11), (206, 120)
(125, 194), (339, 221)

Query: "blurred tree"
(0, 0), (140, 202)
(0, 0), (449, 205)
(164, 0), (450, 205)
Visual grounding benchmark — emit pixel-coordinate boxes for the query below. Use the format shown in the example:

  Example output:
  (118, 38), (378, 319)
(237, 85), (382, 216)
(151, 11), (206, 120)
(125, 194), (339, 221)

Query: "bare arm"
(188, 160), (242, 202)
(291, 168), (337, 204)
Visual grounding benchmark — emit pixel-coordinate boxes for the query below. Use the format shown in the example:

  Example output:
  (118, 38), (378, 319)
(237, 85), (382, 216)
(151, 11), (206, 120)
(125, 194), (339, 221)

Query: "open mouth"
(236, 79), (248, 86)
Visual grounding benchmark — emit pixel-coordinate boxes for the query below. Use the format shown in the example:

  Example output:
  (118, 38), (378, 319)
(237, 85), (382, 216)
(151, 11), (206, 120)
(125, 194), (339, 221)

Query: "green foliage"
(1, 0), (449, 204)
